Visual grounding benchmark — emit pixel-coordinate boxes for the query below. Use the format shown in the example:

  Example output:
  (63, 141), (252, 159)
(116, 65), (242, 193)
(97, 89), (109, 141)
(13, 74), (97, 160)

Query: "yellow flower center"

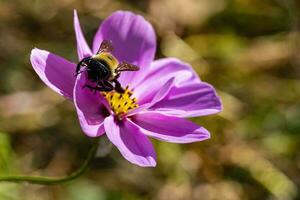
(102, 86), (139, 116)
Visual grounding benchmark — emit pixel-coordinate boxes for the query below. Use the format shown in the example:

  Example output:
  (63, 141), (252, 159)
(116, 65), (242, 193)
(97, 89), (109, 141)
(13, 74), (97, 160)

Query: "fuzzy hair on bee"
(75, 40), (139, 93)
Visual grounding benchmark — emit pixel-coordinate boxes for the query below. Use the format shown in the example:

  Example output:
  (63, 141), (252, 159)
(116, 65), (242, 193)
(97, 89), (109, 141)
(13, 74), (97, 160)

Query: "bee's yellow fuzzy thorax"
(93, 52), (119, 71)
(102, 86), (139, 116)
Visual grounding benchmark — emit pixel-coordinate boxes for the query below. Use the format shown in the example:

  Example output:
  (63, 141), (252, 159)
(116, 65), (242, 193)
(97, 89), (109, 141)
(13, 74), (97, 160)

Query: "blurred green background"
(0, 0), (300, 199)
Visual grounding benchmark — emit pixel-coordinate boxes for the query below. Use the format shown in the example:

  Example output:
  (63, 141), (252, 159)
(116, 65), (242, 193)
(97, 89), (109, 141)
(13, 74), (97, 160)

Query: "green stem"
(0, 139), (99, 185)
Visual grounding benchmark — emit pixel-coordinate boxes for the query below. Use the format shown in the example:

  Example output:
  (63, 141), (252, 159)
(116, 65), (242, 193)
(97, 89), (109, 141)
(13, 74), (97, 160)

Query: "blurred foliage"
(0, 0), (300, 199)
(0, 132), (19, 199)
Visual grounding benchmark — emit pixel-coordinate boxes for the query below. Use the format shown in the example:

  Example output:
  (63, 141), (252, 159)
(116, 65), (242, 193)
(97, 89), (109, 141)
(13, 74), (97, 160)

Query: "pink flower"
(30, 10), (222, 167)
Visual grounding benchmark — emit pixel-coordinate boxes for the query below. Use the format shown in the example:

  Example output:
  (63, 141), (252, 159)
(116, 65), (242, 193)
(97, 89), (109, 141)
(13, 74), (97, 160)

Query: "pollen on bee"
(101, 86), (139, 116)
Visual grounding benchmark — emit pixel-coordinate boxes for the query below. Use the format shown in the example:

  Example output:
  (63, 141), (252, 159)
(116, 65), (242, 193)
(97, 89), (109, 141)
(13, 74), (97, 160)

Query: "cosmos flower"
(30, 10), (222, 167)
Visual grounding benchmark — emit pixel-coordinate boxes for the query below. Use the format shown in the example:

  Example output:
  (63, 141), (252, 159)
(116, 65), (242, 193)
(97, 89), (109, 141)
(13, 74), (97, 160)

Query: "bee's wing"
(116, 62), (140, 72)
(98, 40), (114, 53)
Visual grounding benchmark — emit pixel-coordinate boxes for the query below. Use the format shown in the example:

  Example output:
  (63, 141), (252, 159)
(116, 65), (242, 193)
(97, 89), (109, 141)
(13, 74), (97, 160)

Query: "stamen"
(102, 86), (139, 116)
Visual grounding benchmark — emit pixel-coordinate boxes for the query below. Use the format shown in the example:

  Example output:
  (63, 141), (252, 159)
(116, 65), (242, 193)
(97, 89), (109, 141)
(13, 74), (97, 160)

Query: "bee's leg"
(101, 80), (114, 89)
(75, 57), (90, 76)
(76, 61), (84, 75)
(75, 64), (85, 76)
(75, 69), (85, 77)
(112, 79), (125, 93)
(83, 85), (112, 92)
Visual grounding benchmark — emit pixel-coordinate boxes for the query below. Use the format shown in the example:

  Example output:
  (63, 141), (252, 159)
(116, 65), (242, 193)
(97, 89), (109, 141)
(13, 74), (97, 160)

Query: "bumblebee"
(76, 40), (139, 93)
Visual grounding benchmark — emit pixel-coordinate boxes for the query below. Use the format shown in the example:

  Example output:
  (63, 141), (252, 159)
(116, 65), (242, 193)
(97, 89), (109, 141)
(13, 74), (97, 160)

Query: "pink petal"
(73, 73), (108, 137)
(30, 48), (76, 100)
(133, 58), (199, 104)
(92, 11), (156, 86)
(148, 77), (175, 106)
(132, 111), (210, 143)
(104, 116), (156, 167)
(74, 10), (92, 60)
(134, 58), (222, 117)
(151, 82), (222, 117)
